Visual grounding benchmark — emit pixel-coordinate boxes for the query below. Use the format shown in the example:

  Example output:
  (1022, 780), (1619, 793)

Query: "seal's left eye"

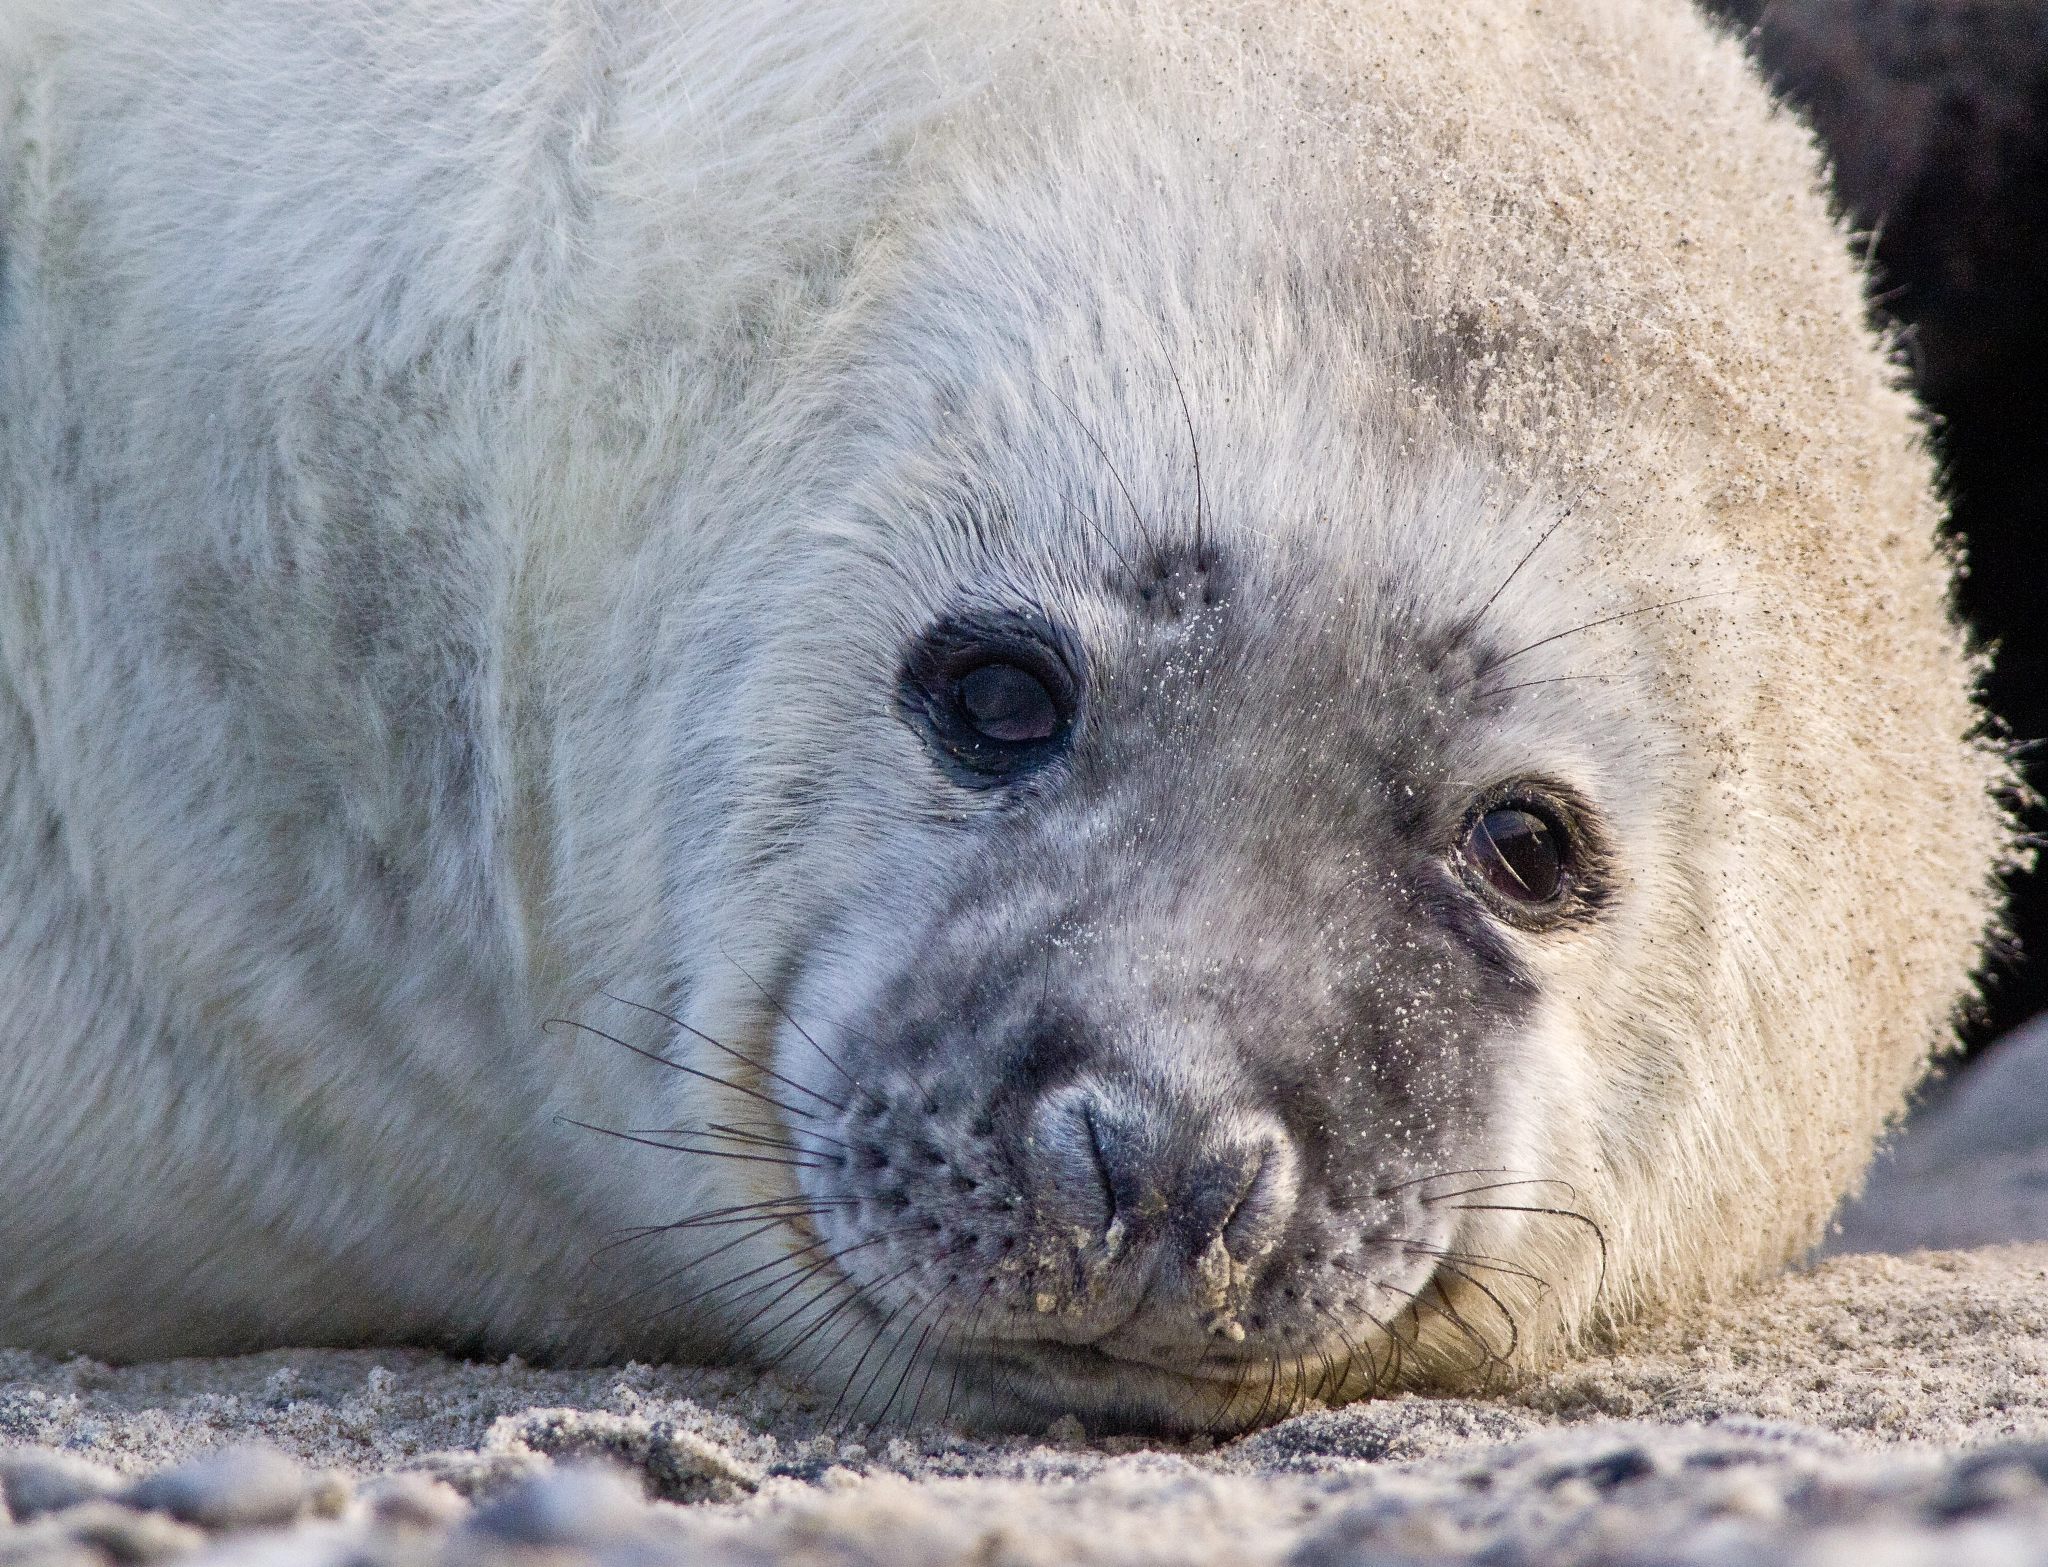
(958, 663), (1057, 742)
(1452, 783), (1605, 927)
(1465, 808), (1561, 903)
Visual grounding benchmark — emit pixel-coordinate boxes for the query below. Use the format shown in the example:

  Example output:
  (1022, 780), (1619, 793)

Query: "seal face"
(764, 545), (1609, 1426)
(0, 0), (2014, 1433)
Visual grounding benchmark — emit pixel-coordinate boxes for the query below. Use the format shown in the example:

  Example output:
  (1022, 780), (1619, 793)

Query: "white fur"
(0, 0), (2013, 1415)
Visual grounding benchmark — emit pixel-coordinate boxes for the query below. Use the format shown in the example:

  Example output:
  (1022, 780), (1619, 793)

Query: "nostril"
(1082, 1101), (1119, 1226)
(1214, 1130), (1300, 1263)
(1026, 1085), (1131, 1239)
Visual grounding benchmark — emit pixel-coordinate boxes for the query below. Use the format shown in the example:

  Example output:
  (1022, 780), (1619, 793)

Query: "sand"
(9, 1019), (2048, 1565)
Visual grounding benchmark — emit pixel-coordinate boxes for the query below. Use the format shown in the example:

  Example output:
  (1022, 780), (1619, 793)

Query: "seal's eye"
(957, 663), (1057, 742)
(1464, 808), (1561, 903)
(1453, 785), (1605, 929)
(899, 611), (1081, 788)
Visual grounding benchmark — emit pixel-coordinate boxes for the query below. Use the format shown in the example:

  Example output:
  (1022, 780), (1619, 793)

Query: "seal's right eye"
(957, 663), (1057, 742)
(899, 613), (1079, 787)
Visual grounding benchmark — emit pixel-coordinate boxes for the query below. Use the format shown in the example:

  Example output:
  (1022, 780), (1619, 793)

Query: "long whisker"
(585, 1218), (795, 1317)
(1484, 591), (1730, 673)
(1420, 1177), (1583, 1205)
(1473, 674), (1609, 702)
(597, 1196), (855, 1249)
(745, 1234), (921, 1348)
(1395, 1241), (1553, 1292)
(561, 1117), (836, 1170)
(1032, 372), (1163, 571)
(1413, 1277), (1502, 1376)
(1308, 1303), (1364, 1401)
(1358, 1305), (1407, 1388)
(641, 1229), (908, 1331)
(712, 945), (879, 1110)
(1372, 1166), (1539, 1198)
(1159, 351), (1206, 568)
(1437, 1262), (1521, 1361)
(938, 1282), (1002, 1427)
(824, 1264), (930, 1426)
(871, 1286), (959, 1427)
(754, 1270), (879, 1385)
(701, 1120), (854, 1155)
(544, 1017), (827, 1124)
(1442, 1203), (1608, 1299)
(544, 1015), (831, 1122)
(602, 991), (847, 1115)
(1060, 486), (1143, 590)
(1479, 511), (1571, 620)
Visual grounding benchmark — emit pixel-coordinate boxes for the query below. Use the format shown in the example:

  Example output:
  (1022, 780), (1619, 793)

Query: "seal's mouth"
(917, 1324), (1396, 1434)
(789, 1255), (1437, 1436)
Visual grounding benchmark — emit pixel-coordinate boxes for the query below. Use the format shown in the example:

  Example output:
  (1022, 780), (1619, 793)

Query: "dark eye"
(958, 663), (1057, 742)
(1463, 806), (1563, 904)
(899, 612), (1080, 787)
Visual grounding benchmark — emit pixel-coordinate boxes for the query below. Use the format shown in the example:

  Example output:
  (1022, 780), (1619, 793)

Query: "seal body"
(0, 0), (2014, 1429)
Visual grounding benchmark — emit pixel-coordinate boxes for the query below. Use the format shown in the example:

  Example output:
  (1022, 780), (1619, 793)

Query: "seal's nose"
(1028, 1081), (1300, 1314)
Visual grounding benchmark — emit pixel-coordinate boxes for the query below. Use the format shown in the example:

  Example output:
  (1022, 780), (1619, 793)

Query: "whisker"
(1307, 1305), (1362, 1402)
(1442, 1203), (1608, 1299)
(1484, 591), (1731, 673)
(644, 1230), (910, 1334)
(719, 948), (945, 1120)
(1032, 372), (1163, 572)
(940, 1285), (999, 1427)
(1058, 487), (1143, 590)
(561, 1118), (836, 1170)
(544, 1017), (826, 1124)
(712, 945), (880, 1110)
(1394, 1242), (1553, 1292)
(1158, 351), (1206, 568)
(746, 1235), (920, 1348)
(1251, 1344), (1283, 1429)
(584, 1218), (795, 1318)
(702, 1120), (854, 1155)
(754, 1272), (879, 1387)
(825, 1265), (929, 1426)
(1358, 1306), (1407, 1388)
(872, 1287), (957, 1426)
(1419, 1176), (1583, 1205)
(1371, 1166), (1534, 1198)
(1414, 1277), (1502, 1376)
(1473, 674), (1609, 702)
(602, 991), (848, 1116)
(597, 1196), (855, 1248)
(1437, 1262), (1521, 1361)
(1478, 511), (1571, 620)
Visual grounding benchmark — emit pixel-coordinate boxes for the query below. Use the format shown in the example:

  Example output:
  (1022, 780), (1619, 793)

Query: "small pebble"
(306, 1472), (353, 1521)
(463, 1465), (646, 1547)
(28, 1499), (208, 1565)
(1045, 1414), (1088, 1450)
(0, 1450), (124, 1523)
(122, 1447), (310, 1532)
(363, 1473), (471, 1531)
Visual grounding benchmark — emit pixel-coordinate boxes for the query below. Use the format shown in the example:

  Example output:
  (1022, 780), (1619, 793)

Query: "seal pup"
(0, 0), (2015, 1431)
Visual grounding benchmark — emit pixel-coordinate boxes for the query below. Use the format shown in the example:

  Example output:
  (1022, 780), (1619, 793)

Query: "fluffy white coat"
(0, 0), (2014, 1422)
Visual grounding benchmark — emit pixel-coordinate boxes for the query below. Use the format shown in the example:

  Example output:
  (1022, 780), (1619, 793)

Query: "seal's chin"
(912, 1325), (1393, 1436)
